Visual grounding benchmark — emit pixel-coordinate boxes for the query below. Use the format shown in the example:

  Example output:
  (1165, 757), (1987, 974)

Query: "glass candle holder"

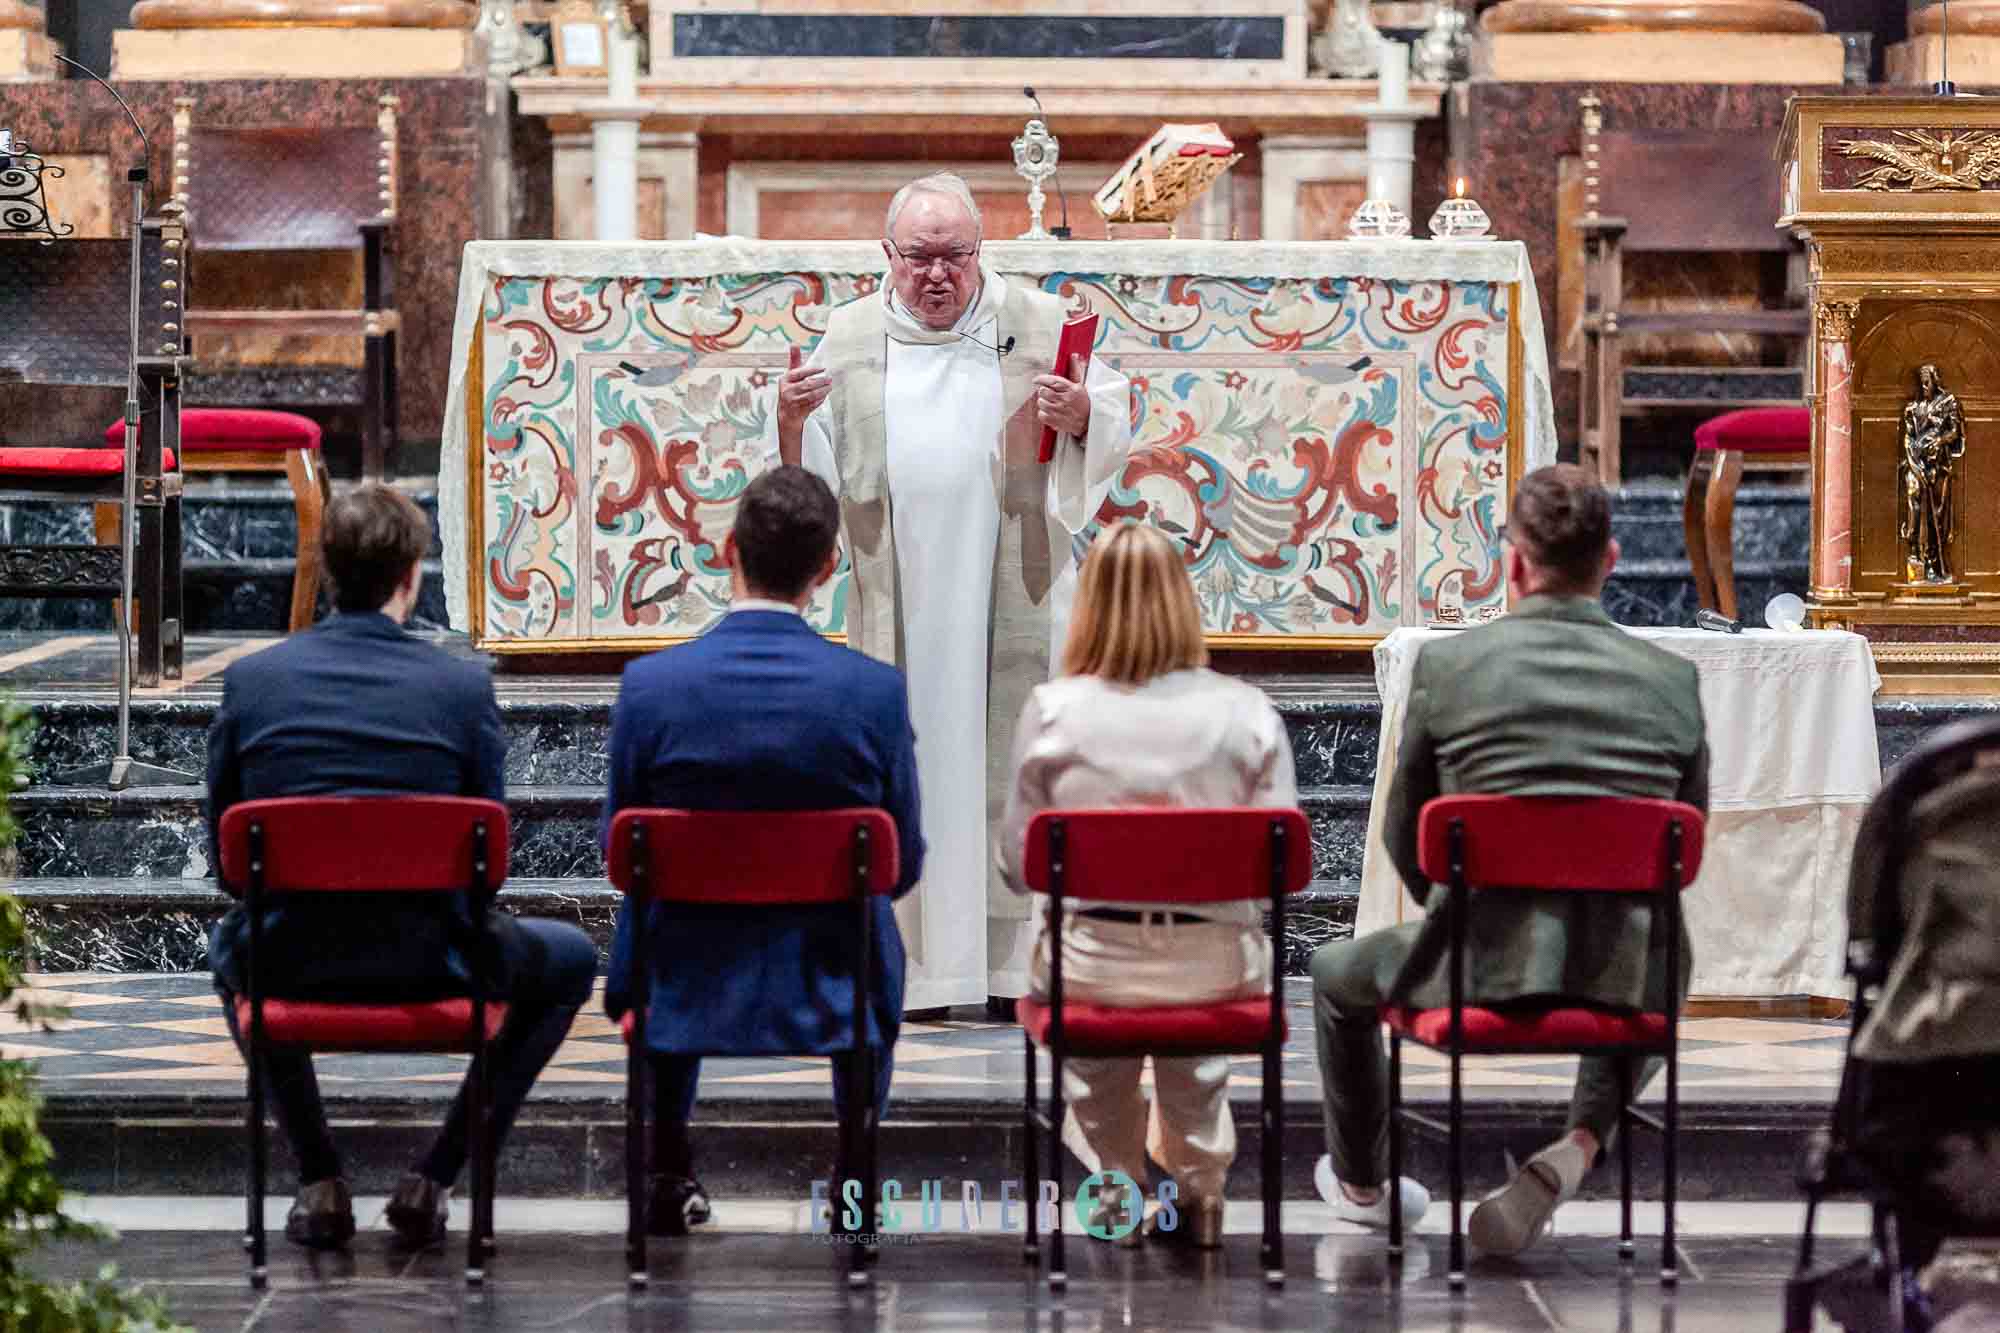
(1347, 198), (1412, 239)
(1427, 194), (1492, 240)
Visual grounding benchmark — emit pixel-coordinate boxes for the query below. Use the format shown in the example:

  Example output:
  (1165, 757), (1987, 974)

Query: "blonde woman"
(998, 522), (1298, 1247)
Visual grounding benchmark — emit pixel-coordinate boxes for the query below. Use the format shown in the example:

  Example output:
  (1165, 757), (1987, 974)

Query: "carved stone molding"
(1815, 299), (1858, 342)
(1910, 0), (2000, 36)
(1480, 0), (1823, 33)
(130, 0), (475, 28)
(0, 546), (120, 596)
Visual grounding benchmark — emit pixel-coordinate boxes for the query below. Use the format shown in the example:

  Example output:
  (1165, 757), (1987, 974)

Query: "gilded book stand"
(1780, 96), (2000, 693)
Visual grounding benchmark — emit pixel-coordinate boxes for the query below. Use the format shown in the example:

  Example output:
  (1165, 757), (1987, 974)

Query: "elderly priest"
(774, 172), (1136, 1010)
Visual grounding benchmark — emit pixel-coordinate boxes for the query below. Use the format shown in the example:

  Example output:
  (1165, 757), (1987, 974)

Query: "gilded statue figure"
(1898, 364), (1967, 585)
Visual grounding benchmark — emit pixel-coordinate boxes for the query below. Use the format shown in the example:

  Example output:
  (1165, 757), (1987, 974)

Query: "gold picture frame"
(551, 1), (610, 78)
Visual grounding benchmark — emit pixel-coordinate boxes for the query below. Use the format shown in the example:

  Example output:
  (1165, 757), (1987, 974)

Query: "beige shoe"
(1467, 1139), (1589, 1258)
(1146, 1192), (1225, 1249)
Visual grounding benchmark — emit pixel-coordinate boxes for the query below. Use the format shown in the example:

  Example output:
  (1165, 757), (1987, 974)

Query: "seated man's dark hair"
(733, 465), (841, 601)
(1506, 463), (1613, 592)
(323, 484), (432, 613)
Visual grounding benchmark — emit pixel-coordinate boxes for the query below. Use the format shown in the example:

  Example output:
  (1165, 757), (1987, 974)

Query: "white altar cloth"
(1354, 626), (1882, 999)
(436, 237), (1556, 633)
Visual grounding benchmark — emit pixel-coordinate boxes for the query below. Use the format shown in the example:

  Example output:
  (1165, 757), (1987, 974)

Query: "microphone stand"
(47, 56), (193, 790)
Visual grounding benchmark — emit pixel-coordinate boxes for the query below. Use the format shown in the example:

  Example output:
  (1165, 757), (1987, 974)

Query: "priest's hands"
(775, 346), (831, 466)
(1034, 354), (1091, 441)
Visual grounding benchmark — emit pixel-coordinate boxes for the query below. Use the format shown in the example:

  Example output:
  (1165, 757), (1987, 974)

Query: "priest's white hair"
(885, 172), (983, 241)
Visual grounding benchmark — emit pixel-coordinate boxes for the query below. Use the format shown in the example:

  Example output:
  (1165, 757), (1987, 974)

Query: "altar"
(439, 239), (1556, 652)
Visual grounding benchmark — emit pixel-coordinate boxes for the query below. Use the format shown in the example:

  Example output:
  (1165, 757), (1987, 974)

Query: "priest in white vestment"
(774, 173), (1135, 1010)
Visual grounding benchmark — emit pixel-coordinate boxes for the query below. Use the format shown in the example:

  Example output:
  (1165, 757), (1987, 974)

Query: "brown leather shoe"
(284, 1177), (355, 1251)
(385, 1172), (449, 1249)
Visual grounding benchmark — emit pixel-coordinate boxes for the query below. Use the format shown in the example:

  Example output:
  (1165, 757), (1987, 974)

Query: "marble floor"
(22, 1207), (1937, 1332)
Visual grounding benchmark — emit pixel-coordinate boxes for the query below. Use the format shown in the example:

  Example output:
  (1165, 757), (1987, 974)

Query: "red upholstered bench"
(106, 408), (326, 633)
(1683, 406), (1810, 622)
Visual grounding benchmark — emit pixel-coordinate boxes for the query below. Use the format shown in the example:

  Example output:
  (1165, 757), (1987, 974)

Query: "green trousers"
(1309, 923), (1653, 1188)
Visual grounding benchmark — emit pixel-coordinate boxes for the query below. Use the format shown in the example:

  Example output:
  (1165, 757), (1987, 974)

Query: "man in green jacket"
(1312, 463), (1710, 1257)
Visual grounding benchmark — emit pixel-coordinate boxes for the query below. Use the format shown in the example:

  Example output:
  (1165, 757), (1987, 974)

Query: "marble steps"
(7, 873), (1364, 976)
(5, 778), (1373, 883)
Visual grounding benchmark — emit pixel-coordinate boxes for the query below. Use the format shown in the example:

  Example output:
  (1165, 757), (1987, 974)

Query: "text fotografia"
(809, 1171), (1179, 1242)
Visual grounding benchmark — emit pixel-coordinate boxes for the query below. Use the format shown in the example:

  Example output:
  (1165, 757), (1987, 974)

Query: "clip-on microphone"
(1021, 86), (1071, 240)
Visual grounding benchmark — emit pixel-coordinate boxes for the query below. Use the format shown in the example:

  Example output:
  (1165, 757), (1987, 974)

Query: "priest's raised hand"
(775, 346), (832, 466)
(1034, 354), (1092, 440)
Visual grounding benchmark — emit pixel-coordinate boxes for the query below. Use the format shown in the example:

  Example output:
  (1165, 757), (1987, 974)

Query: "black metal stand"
(48, 160), (193, 791)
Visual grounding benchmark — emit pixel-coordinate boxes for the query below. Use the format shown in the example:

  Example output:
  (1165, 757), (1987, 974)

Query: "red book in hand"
(1039, 314), (1100, 463)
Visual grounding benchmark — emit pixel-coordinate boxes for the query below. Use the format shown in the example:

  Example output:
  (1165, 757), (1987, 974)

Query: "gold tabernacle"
(1780, 96), (2000, 694)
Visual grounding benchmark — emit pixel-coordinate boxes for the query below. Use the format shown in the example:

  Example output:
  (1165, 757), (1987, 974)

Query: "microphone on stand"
(1021, 86), (1071, 240)
(1937, 0), (1958, 95)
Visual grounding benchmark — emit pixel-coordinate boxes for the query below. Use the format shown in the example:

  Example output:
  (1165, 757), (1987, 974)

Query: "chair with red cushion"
(0, 219), (187, 684)
(607, 807), (900, 1290)
(1384, 795), (1705, 1289)
(1683, 406), (1811, 622)
(219, 796), (510, 1290)
(1016, 808), (1312, 1290)
(103, 408), (326, 632)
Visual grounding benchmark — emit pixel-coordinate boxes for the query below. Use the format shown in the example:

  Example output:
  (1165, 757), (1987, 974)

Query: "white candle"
(1378, 40), (1410, 107)
(608, 28), (639, 103)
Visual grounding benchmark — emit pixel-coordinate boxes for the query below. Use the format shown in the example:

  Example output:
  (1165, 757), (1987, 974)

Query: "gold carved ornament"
(1814, 300), (1857, 342)
(1838, 129), (2000, 192)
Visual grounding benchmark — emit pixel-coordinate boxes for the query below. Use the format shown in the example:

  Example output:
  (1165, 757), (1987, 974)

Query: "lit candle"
(1454, 177), (1466, 199)
(608, 27), (639, 103)
(1378, 40), (1410, 108)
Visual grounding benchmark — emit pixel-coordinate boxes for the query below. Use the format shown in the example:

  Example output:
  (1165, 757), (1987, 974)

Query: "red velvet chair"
(1683, 406), (1811, 622)
(219, 797), (510, 1290)
(1383, 795), (1705, 1289)
(1016, 808), (1312, 1290)
(607, 808), (901, 1290)
(103, 408), (326, 632)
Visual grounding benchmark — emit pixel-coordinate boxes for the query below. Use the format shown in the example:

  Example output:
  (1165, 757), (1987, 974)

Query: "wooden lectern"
(1780, 96), (2000, 693)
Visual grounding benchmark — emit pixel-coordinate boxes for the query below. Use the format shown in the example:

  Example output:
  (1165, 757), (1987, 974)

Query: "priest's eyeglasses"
(886, 241), (979, 275)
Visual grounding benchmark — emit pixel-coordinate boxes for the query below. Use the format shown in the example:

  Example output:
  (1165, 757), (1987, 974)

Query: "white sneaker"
(1315, 1154), (1431, 1230)
(1467, 1138), (1590, 1258)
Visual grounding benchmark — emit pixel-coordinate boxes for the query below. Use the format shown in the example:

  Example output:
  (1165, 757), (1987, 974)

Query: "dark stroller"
(1787, 717), (2000, 1333)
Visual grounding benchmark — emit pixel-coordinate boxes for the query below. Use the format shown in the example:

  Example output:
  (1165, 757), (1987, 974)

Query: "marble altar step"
(8, 874), (1360, 977)
(6, 781), (1375, 885)
(25, 975), (1837, 1203)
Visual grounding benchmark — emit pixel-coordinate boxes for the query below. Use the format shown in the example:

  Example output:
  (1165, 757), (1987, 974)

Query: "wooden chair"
(1683, 406), (1811, 622)
(220, 796), (509, 1290)
(173, 95), (401, 479)
(0, 221), (186, 685)
(1015, 807), (1312, 1291)
(1577, 99), (1811, 484)
(1383, 795), (1704, 1289)
(607, 807), (902, 1290)
(99, 408), (327, 632)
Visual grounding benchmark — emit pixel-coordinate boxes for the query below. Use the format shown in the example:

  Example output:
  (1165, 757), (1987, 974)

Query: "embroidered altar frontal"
(443, 240), (1556, 654)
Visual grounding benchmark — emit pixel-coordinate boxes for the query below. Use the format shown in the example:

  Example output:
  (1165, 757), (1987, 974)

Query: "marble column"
(1480, 0), (1822, 30)
(128, 0), (474, 25)
(1812, 300), (1858, 603)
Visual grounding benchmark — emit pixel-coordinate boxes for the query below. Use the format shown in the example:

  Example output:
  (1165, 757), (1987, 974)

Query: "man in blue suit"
(602, 465), (924, 1236)
(207, 484), (596, 1251)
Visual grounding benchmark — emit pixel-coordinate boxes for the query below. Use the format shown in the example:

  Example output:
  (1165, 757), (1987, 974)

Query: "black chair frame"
(242, 815), (500, 1289)
(1386, 813), (1686, 1289)
(1021, 814), (1291, 1290)
(622, 816), (881, 1290)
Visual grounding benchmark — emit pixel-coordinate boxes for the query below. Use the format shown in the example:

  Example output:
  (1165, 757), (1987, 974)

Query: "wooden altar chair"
(0, 226), (185, 685)
(1683, 406), (1811, 622)
(1577, 111), (1812, 485)
(173, 94), (401, 480)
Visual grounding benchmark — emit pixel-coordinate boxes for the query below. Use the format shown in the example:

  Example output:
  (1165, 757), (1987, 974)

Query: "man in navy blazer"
(602, 465), (923, 1236)
(207, 485), (595, 1252)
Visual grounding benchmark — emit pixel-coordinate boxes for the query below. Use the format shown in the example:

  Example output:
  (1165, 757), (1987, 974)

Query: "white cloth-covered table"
(438, 238), (1555, 648)
(1355, 626), (1882, 998)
